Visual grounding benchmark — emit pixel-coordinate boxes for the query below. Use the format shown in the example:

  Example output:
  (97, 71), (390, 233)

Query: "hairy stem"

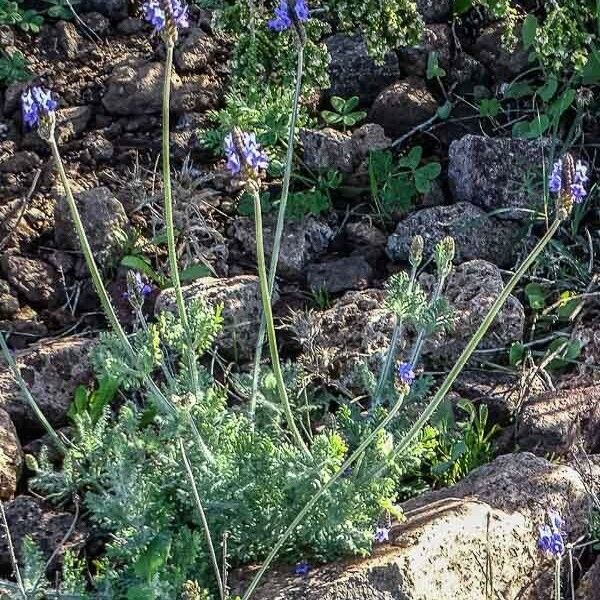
(241, 390), (406, 600)
(179, 438), (224, 600)
(382, 218), (561, 471)
(162, 41), (200, 393)
(250, 43), (305, 417)
(0, 334), (67, 454)
(252, 184), (309, 456)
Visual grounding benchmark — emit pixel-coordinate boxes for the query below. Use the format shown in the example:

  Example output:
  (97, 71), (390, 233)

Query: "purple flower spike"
(224, 131), (268, 177)
(548, 159), (562, 194)
(374, 526), (390, 543)
(294, 561), (310, 576)
(549, 157), (589, 204)
(537, 510), (566, 558)
(134, 273), (153, 297)
(143, 0), (189, 33)
(268, 0), (309, 31)
(21, 87), (57, 129)
(397, 362), (416, 386)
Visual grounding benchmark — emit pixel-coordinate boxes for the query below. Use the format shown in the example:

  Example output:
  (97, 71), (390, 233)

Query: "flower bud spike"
(434, 236), (455, 279)
(409, 235), (424, 269)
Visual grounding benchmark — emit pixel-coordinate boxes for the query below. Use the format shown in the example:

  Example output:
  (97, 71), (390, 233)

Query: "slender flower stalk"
(250, 26), (306, 417)
(0, 334), (67, 454)
(225, 128), (309, 455)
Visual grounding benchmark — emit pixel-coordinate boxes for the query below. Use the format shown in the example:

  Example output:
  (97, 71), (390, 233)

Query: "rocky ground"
(0, 0), (599, 598)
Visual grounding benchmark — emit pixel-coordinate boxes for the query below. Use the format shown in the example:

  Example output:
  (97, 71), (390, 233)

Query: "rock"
(386, 202), (521, 268)
(0, 280), (19, 318)
(517, 386), (600, 455)
(0, 25), (15, 47)
(2, 255), (60, 306)
(300, 128), (354, 173)
(246, 453), (592, 600)
(83, 131), (114, 162)
(300, 125), (391, 173)
(422, 259), (525, 367)
(116, 17), (143, 34)
(292, 260), (524, 389)
(175, 28), (218, 72)
(3, 81), (28, 115)
(231, 216), (334, 279)
(570, 321), (600, 387)
(472, 22), (530, 81)
(0, 408), (22, 500)
(103, 61), (219, 116)
(397, 24), (451, 78)
(55, 105), (93, 143)
(55, 21), (81, 59)
(0, 308), (48, 350)
(78, 0), (127, 20)
(449, 134), (548, 220)
(0, 337), (95, 434)
(576, 556), (600, 599)
(369, 77), (438, 139)
(306, 256), (373, 294)
(0, 496), (85, 569)
(326, 34), (401, 104)
(349, 123), (391, 163)
(54, 186), (128, 268)
(82, 11), (110, 35)
(155, 275), (275, 361)
(416, 0), (450, 22)
(0, 150), (41, 174)
(345, 219), (387, 249)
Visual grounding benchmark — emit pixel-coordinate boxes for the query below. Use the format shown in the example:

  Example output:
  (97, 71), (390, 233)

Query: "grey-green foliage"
(30, 302), (429, 598)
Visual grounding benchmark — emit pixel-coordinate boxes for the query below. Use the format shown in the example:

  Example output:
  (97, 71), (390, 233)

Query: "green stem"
(179, 438), (224, 600)
(241, 390), (406, 600)
(0, 333), (67, 455)
(555, 557), (561, 600)
(162, 41), (200, 394)
(251, 183), (309, 456)
(373, 263), (417, 406)
(250, 43), (305, 417)
(49, 136), (133, 359)
(50, 133), (215, 465)
(381, 219), (561, 471)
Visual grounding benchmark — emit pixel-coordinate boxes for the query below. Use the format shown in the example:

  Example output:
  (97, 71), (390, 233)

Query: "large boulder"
(369, 77), (437, 139)
(155, 275), (276, 361)
(449, 134), (548, 220)
(1, 255), (60, 306)
(78, 0), (127, 20)
(292, 259), (524, 390)
(387, 202), (521, 267)
(231, 216), (334, 279)
(517, 385), (600, 455)
(54, 186), (129, 269)
(0, 337), (95, 435)
(243, 453), (592, 600)
(326, 34), (401, 104)
(306, 255), (373, 294)
(416, 0), (450, 22)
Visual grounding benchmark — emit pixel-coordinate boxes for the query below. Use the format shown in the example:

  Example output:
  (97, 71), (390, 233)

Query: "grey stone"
(306, 256), (373, 294)
(345, 219), (387, 249)
(0, 496), (86, 569)
(116, 17), (144, 34)
(244, 453), (592, 600)
(82, 11), (110, 35)
(416, 0), (450, 22)
(517, 386), (600, 455)
(300, 128), (354, 173)
(83, 131), (114, 161)
(2, 255), (60, 306)
(0, 307), (48, 350)
(576, 555), (600, 599)
(78, 0), (127, 20)
(0, 280), (19, 318)
(55, 105), (93, 142)
(397, 24), (451, 78)
(155, 275), (275, 361)
(350, 123), (391, 163)
(55, 21), (81, 59)
(231, 216), (334, 279)
(103, 61), (220, 116)
(54, 186), (128, 268)
(449, 134), (548, 220)
(473, 22), (530, 81)
(0, 151), (41, 174)
(369, 77), (438, 138)
(0, 408), (22, 501)
(326, 34), (401, 104)
(386, 202), (521, 267)
(0, 337), (95, 433)
(175, 28), (218, 72)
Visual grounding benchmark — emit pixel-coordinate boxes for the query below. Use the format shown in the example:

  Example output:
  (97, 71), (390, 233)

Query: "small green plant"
(0, 0), (42, 31)
(321, 96), (367, 131)
(43, 0), (79, 20)
(68, 376), (120, 425)
(0, 49), (29, 84)
(368, 146), (442, 216)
